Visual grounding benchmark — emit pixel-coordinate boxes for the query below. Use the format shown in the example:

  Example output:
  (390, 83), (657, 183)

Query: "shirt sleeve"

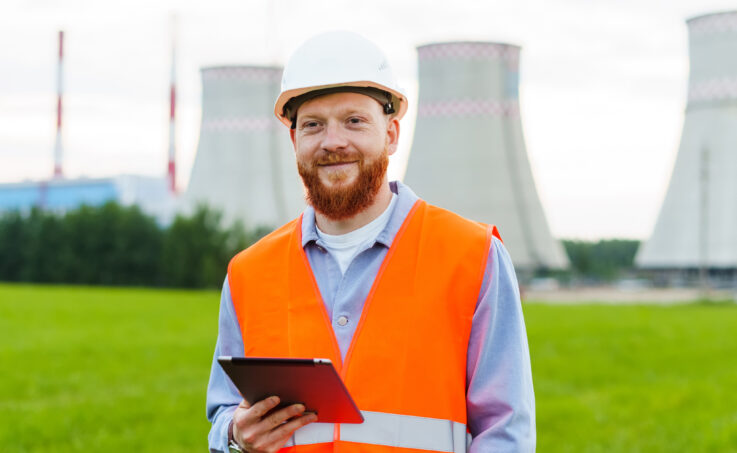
(206, 277), (244, 453)
(466, 236), (536, 452)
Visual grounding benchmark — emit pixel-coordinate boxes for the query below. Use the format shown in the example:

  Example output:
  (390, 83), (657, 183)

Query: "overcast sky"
(1, 0), (736, 239)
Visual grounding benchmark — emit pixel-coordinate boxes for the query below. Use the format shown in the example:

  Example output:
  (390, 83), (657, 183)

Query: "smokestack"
(167, 17), (177, 193)
(53, 30), (64, 179)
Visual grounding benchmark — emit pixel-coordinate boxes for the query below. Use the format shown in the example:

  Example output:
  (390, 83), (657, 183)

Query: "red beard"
(297, 148), (388, 220)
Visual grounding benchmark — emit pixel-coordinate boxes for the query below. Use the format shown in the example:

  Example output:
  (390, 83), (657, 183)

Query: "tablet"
(218, 356), (364, 424)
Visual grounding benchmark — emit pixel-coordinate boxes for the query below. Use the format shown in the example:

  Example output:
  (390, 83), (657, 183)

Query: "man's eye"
(303, 121), (319, 129)
(348, 117), (362, 124)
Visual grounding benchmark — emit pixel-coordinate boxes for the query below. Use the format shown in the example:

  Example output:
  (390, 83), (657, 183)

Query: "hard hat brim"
(274, 81), (408, 127)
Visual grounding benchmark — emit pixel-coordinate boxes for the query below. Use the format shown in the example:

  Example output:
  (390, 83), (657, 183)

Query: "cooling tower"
(637, 11), (737, 269)
(185, 66), (305, 229)
(404, 42), (568, 270)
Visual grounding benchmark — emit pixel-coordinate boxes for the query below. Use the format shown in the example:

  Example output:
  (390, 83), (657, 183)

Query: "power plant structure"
(184, 66), (305, 229)
(167, 16), (179, 193)
(0, 29), (177, 224)
(404, 42), (568, 271)
(0, 176), (176, 224)
(53, 30), (64, 179)
(636, 11), (737, 283)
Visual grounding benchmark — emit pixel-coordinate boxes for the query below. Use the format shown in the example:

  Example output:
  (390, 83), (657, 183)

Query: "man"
(207, 31), (535, 452)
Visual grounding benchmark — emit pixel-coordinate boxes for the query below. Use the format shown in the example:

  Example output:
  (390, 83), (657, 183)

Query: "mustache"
(313, 151), (361, 166)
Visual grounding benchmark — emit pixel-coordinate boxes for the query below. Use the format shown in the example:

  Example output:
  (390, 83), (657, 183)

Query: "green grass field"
(1, 284), (736, 452)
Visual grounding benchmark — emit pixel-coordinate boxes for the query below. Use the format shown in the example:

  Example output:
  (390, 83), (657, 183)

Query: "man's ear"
(386, 117), (400, 156)
(289, 128), (297, 150)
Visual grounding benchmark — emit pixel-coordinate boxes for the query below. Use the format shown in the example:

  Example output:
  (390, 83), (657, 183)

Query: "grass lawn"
(0, 284), (219, 452)
(1, 283), (736, 452)
(524, 301), (737, 452)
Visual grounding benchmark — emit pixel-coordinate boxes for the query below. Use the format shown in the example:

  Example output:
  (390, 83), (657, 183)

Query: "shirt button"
(337, 316), (348, 326)
(316, 245), (326, 253)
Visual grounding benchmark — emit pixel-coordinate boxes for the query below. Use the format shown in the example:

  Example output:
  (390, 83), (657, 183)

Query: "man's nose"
(320, 121), (349, 152)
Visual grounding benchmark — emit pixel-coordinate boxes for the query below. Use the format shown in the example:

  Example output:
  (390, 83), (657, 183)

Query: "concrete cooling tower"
(185, 66), (305, 229)
(637, 11), (737, 271)
(404, 42), (568, 270)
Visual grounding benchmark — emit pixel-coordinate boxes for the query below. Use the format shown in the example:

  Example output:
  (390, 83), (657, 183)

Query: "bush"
(562, 239), (640, 282)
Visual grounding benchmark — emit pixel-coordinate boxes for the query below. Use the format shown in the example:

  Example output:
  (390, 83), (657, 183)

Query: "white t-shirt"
(316, 194), (397, 275)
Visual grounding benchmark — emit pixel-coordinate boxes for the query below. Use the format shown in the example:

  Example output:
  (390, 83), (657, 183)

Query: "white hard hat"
(274, 31), (408, 128)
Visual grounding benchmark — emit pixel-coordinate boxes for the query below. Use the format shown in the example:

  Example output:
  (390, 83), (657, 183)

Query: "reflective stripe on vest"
(286, 411), (470, 452)
(283, 422), (332, 447)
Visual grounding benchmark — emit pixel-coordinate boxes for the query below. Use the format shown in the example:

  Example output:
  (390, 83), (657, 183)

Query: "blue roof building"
(0, 175), (178, 224)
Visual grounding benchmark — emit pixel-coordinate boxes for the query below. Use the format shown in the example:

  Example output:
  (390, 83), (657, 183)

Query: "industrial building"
(404, 41), (568, 271)
(0, 176), (177, 224)
(183, 65), (305, 229)
(636, 11), (737, 282)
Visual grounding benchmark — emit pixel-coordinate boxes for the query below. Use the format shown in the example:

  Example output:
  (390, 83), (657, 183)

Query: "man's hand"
(232, 396), (318, 452)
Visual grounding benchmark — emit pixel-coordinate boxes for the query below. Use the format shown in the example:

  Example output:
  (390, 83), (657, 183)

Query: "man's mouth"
(317, 160), (359, 167)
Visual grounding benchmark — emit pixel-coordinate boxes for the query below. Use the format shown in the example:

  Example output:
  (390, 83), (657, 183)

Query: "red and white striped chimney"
(53, 30), (64, 179)
(167, 18), (177, 193)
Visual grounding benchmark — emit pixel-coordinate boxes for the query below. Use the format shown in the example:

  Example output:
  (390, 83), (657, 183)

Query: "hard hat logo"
(274, 31), (408, 128)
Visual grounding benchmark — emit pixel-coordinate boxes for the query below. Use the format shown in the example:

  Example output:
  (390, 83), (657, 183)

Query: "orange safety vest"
(228, 200), (500, 452)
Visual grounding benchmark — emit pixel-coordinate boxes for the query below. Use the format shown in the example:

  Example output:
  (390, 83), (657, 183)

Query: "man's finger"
(267, 413), (319, 445)
(242, 396), (281, 422)
(260, 403), (306, 430)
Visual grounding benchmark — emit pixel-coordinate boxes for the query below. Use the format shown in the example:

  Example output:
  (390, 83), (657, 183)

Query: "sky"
(1, 0), (736, 240)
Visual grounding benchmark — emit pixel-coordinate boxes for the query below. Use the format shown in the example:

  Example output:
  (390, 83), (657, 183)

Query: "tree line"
(0, 202), (642, 288)
(560, 239), (641, 282)
(0, 203), (270, 289)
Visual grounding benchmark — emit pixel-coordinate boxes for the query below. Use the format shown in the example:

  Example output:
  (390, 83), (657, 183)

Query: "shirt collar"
(301, 180), (420, 249)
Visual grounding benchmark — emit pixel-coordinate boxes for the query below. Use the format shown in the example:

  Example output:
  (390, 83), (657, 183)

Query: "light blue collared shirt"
(206, 181), (535, 452)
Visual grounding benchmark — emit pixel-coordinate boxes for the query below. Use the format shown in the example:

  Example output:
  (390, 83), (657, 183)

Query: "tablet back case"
(218, 356), (364, 424)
